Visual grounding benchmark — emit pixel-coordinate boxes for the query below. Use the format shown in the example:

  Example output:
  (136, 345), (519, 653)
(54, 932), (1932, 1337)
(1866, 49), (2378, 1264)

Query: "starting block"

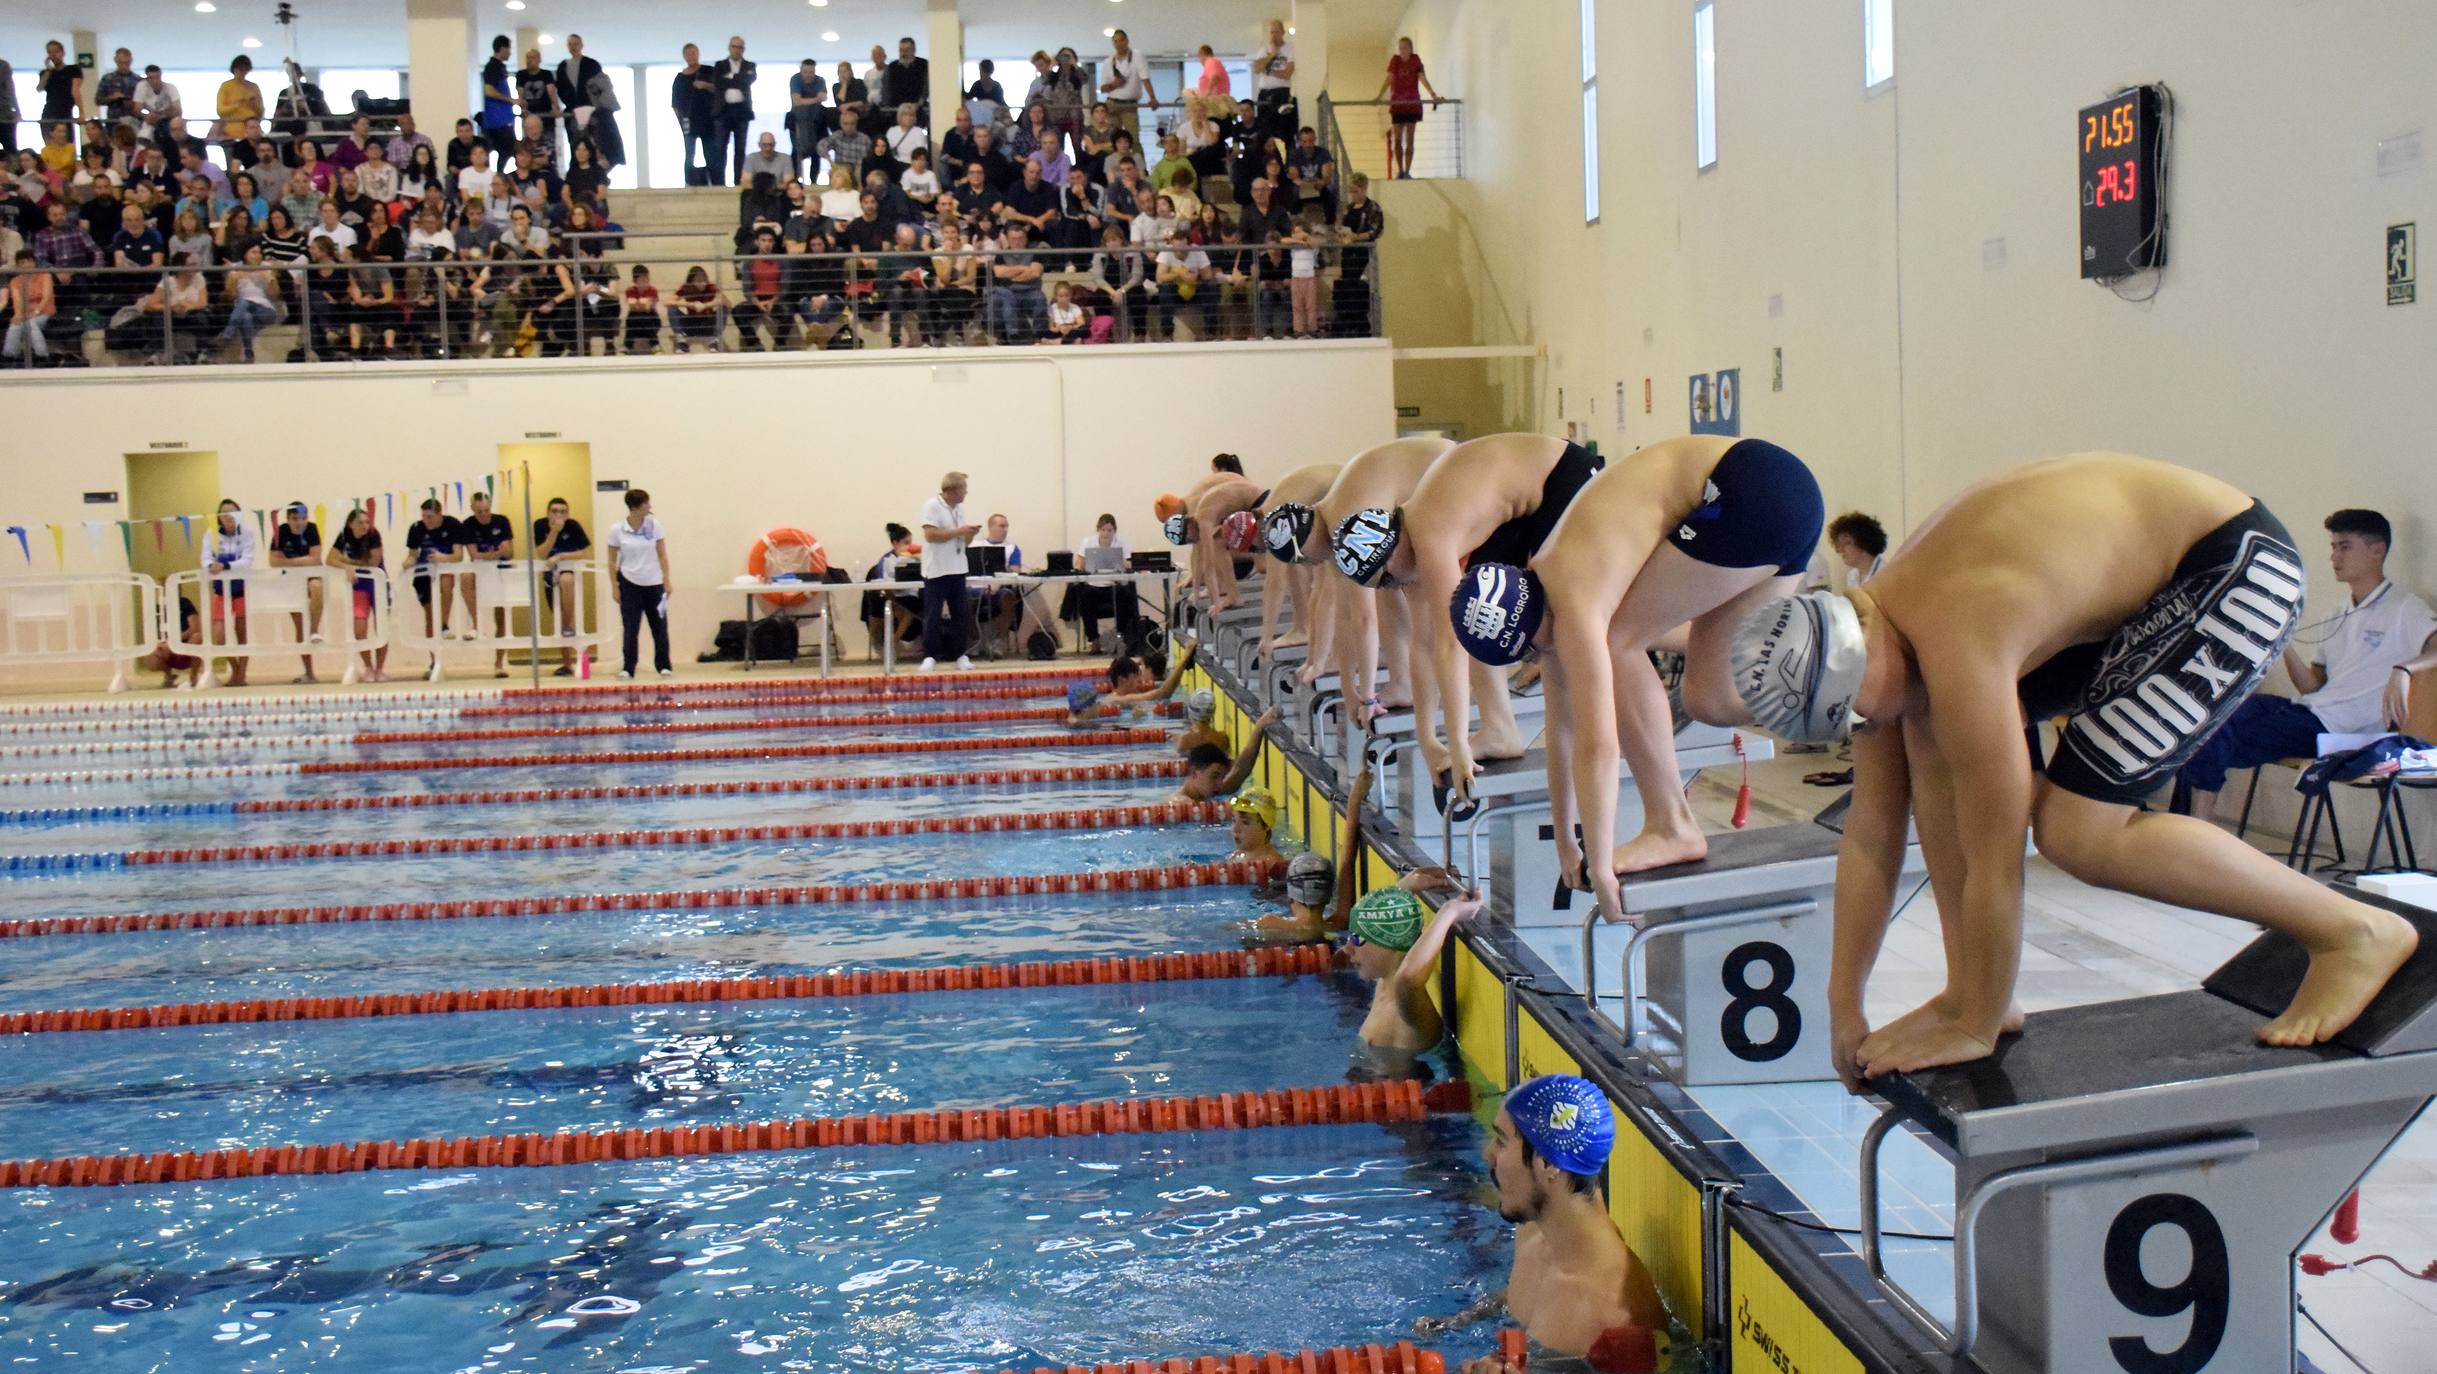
(1367, 691), (1551, 824)
(1860, 891), (2437, 1374)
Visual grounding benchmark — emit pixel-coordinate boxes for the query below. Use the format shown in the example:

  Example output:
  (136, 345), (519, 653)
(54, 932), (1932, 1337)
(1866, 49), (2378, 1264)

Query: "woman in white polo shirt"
(605, 488), (673, 678)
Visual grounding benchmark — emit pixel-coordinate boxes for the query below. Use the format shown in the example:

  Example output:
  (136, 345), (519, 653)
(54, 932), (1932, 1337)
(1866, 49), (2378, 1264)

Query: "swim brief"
(2022, 501), (2303, 808)
(1466, 441), (1604, 569)
(1665, 439), (1825, 577)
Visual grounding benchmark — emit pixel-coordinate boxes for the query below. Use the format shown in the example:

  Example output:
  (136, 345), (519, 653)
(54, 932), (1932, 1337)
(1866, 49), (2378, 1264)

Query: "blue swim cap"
(1505, 1074), (1613, 1176)
(1067, 684), (1100, 714)
(1450, 562), (1545, 666)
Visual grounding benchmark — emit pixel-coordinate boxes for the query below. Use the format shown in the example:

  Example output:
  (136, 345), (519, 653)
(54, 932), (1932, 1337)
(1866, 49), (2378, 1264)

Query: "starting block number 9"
(1719, 941), (1801, 1063)
(2102, 1193), (2230, 1374)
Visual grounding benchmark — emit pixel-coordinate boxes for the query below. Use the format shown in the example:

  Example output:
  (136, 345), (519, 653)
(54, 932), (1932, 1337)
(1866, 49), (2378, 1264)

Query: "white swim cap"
(1731, 592), (1868, 745)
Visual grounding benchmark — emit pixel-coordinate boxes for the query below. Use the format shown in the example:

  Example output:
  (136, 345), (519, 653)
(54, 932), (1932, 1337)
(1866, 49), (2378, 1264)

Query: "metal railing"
(0, 243), (1380, 369)
(1318, 97), (1464, 183)
(0, 573), (159, 692)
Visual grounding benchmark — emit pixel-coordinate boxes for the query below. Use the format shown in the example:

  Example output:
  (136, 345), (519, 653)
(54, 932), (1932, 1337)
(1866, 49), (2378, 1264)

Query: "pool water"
(0, 698), (1515, 1372)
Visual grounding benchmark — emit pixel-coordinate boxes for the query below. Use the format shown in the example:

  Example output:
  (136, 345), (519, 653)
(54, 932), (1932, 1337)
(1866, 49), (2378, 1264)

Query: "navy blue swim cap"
(1450, 562), (1545, 666)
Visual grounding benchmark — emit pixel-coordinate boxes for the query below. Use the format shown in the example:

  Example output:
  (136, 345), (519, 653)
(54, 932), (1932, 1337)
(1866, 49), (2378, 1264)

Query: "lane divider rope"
(350, 702), (1177, 747)
(462, 682), (1092, 716)
(0, 688), (505, 720)
(0, 706), (470, 738)
(0, 946), (1338, 1035)
(0, 857), (1285, 939)
(1000, 1342), (1446, 1374)
(83, 802), (1225, 870)
(0, 729), (1169, 787)
(0, 1080), (1430, 1190)
(0, 761), (1191, 827)
(501, 665), (1104, 700)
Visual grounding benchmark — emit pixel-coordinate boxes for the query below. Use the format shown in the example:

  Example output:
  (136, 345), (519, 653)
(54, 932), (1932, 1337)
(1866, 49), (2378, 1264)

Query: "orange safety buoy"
(746, 528), (830, 607)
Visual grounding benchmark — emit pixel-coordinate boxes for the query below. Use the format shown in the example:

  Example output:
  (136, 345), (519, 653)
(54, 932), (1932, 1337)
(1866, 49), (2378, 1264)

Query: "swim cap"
(1261, 504), (1315, 562)
(1331, 508), (1403, 586)
(1285, 852), (1335, 906)
(1155, 493), (1187, 522)
(1221, 510), (1262, 554)
(1349, 887), (1424, 951)
(1162, 513), (1193, 546)
(1067, 684), (1101, 714)
(1731, 592), (1868, 745)
(1450, 562), (1545, 666)
(1505, 1074), (1614, 1176)
(1230, 789), (1278, 832)
(1185, 688), (1216, 723)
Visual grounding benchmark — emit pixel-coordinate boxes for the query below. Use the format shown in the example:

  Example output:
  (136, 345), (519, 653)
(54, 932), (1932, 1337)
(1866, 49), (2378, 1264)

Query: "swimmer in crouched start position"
(1342, 881), (1478, 1082)
(1731, 454), (2420, 1081)
(1420, 1075), (1664, 1373)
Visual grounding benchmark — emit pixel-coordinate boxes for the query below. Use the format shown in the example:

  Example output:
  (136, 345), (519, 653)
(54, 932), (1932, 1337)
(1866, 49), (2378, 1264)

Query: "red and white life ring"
(747, 528), (830, 607)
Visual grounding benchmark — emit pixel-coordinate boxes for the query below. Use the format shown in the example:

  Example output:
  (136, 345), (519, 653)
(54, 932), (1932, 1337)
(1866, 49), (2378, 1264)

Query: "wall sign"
(84, 491), (121, 504)
(594, 479), (629, 492)
(2390, 222), (2417, 306)
(1688, 369), (1741, 436)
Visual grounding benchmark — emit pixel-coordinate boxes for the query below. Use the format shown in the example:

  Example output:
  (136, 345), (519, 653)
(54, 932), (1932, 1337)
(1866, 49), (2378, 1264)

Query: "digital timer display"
(2079, 86), (2166, 278)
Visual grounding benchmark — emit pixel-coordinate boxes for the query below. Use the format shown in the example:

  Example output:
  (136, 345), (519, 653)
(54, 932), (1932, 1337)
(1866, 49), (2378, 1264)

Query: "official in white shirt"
(606, 487), (674, 678)
(917, 470), (981, 670)
(2178, 507), (2437, 820)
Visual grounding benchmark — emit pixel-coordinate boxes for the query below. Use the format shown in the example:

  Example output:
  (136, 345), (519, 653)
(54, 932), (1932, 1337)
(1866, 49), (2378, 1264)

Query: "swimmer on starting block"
(1420, 1074), (1664, 1374)
(1177, 479), (1270, 611)
(1331, 432), (1612, 791)
(1731, 454), (2421, 1080)
(1170, 707), (1279, 803)
(1252, 462), (1343, 661)
(1342, 877), (1479, 1082)
(1442, 436), (1827, 920)
(1227, 788), (1286, 865)
(1283, 436), (1456, 714)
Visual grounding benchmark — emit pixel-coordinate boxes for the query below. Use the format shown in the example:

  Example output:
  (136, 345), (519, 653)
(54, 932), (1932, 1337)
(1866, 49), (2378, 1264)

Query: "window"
(1580, 0), (1598, 223)
(600, 66), (639, 191)
(1864, 0), (1895, 89)
(317, 68), (403, 106)
(1693, 1), (1717, 170)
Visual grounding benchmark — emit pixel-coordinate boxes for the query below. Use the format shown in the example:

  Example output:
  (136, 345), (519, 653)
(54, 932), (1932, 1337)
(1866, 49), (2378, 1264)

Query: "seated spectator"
(818, 164), (864, 224)
(939, 106), (982, 186)
(1, 250), (57, 367)
(406, 205), (454, 260)
(1182, 103), (1228, 180)
(1052, 164), (1103, 250)
(1102, 154), (1146, 238)
(1041, 279), (1087, 345)
(1078, 105), (1119, 186)
(1086, 222), (1148, 341)
(1238, 176), (1293, 249)
(397, 144), (443, 212)
(331, 169), (375, 229)
(619, 264), (662, 354)
(817, 108), (873, 186)
(954, 160), (1002, 226)
(563, 138), (611, 212)
(877, 221), (929, 347)
(344, 243), (400, 357)
(790, 221), (852, 348)
(882, 103), (930, 180)
(439, 243), (494, 355)
(216, 205), (261, 262)
(2177, 509), (2437, 821)
(503, 202), (549, 255)
(997, 155), (1059, 243)
(1129, 191), (1179, 249)
(167, 205), (213, 267)
(1154, 228), (1215, 340)
(1285, 126), (1338, 223)
(570, 234), (618, 352)
(859, 167), (919, 233)
(217, 170), (269, 226)
(928, 220), (983, 343)
(899, 147), (941, 212)
(862, 522), (924, 654)
(742, 131), (791, 187)
(735, 171), (788, 250)
(307, 198), (357, 255)
(731, 226), (788, 351)
(358, 142), (400, 204)
(669, 264), (726, 352)
(301, 238), (351, 358)
(212, 240), (283, 363)
(526, 246), (578, 357)
(984, 221), (1047, 344)
(257, 203), (308, 265)
(361, 204), (406, 263)
(454, 145), (494, 206)
(1103, 132), (1142, 191)
(1150, 134), (1200, 217)
(967, 125), (1013, 194)
(1009, 101), (1054, 165)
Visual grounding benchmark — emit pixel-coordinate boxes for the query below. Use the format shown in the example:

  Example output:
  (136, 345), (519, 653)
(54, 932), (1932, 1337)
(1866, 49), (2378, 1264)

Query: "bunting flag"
(254, 509), (269, 544)
(119, 522), (135, 564)
(454, 481), (464, 512)
(313, 504), (328, 538)
(46, 525), (64, 569)
(82, 521), (109, 557)
(384, 493), (394, 528)
(485, 473), (496, 502)
(176, 514), (194, 550)
(150, 519), (165, 553)
(4, 527), (26, 564)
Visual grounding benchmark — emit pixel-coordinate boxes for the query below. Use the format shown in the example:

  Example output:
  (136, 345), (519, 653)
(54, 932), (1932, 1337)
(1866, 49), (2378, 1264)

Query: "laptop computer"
(892, 559), (922, 583)
(1082, 545), (1127, 575)
(1130, 552), (1174, 573)
(1044, 550), (1078, 575)
(967, 545), (1009, 577)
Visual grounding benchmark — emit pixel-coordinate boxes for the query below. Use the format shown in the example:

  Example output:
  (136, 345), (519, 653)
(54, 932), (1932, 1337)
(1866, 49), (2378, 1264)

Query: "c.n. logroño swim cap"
(1262, 504), (1315, 562)
(1449, 562), (1545, 666)
(1505, 1074), (1614, 1176)
(1331, 508), (1403, 585)
(1730, 591), (1867, 745)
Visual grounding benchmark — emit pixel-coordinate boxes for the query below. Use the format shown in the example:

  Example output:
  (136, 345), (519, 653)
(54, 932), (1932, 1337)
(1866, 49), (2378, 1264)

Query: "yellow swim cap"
(1229, 789), (1278, 832)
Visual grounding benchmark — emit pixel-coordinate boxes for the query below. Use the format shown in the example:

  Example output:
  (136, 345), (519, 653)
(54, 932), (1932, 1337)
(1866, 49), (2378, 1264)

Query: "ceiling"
(0, 0), (1313, 70)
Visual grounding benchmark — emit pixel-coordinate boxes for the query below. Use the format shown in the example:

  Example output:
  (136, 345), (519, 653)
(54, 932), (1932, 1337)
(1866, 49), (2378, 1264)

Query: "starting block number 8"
(1719, 941), (1802, 1064)
(2102, 1194), (2230, 1374)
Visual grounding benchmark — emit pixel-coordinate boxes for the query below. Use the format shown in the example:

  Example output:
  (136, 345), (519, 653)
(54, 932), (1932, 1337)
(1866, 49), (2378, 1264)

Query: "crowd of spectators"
(0, 21), (1396, 363)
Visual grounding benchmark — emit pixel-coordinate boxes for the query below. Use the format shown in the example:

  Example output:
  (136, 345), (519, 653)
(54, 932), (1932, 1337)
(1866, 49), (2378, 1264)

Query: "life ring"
(747, 528), (830, 607)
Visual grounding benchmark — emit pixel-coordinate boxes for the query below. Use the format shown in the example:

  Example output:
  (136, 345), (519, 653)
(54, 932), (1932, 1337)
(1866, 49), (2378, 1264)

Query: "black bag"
(703, 619), (748, 661)
(1025, 630), (1059, 661)
(750, 616), (799, 661)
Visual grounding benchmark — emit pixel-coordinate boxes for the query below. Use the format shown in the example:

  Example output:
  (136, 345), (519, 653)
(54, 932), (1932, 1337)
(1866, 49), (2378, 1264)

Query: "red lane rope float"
(124, 801), (1228, 867)
(1000, 1342), (1445, 1374)
(290, 728), (1169, 777)
(348, 702), (1178, 746)
(0, 858), (1285, 939)
(462, 683), (1094, 716)
(501, 665), (1101, 702)
(0, 1080), (1428, 1191)
(0, 946), (1336, 1035)
(231, 761), (1193, 815)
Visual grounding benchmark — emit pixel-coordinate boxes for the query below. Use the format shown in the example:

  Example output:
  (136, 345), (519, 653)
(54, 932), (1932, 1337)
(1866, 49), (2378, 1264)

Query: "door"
(123, 449), (222, 597)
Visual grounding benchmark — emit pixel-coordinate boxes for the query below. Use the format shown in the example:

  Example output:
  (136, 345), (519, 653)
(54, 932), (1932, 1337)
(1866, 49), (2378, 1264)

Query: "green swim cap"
(1349, 887), (1425, 952)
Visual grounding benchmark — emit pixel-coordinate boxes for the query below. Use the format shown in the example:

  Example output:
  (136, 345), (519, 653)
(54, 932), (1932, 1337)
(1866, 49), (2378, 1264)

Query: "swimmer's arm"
(1329, 766), (1372, 928)
(1414, 540), (1474, 788)
(1923, 663), (2036, 1037)
(1830, 722), (1912, 1088)
(1539, 646), (1583, 883)
(1553, 607), (1624, 919)
(1394, 892), (1479, 989)
(1215, 708), (1278, 794)
(1415, 1288), (1506, 1334)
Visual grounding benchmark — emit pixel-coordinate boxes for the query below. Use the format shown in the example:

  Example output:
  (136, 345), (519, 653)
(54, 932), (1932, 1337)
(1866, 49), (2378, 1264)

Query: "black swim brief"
(1466, 441), (1604, 568)
(1666, 439), (1826, 576)
(2023, 501), (2303, 808)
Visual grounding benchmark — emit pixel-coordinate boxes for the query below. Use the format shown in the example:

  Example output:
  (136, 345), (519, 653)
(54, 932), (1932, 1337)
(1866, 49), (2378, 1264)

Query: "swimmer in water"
(1064, 642), (1197, 725)
(1176, 688), (1227, 755)
(1244, 763), (1373, 945)
(1226, 787), (1285, 865)
(1170, 708), (1278, 802)
(1422, 1075), (1665, 1372)
(1342, 878), (1479, 1082)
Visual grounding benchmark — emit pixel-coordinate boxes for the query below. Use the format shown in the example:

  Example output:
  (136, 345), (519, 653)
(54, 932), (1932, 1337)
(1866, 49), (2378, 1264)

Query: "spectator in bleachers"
(999, 154), (1058, 242)
(167, 205), (213, 266)
(438, 243), (491, 354)
(1192, 45), (1231, 116)
(669, 264), (724, 351)
(344, 242), (400, 356)
(1102, 154), (1145, 238)
(966, 59), (1007, 117)
(215, 56), (262, 144)
(1377, 37), (1443, 180)
(929, 219), (982, 343)
(96, 49), (140, 131)
(878, 221), (930, 347)
(819, 107), (873, 186)
(886, 38), (930, 127)
(712, 36), (758, 185)
(1103, 130), (1142, 188)
(514, 48), (559, 148)
(358, 142), (399, 204)
(398, 144), (442, 210)
(294, 139), (335, 194)
(1155, 227), (1215, 340)
(563, 139), (610, 214)
(557, 34), (624, 170)
(883, 104), (930, 182)
(1052, 164), (1103, 250)
(1043, 280), (1086, 345)
(0, 58), (15, 160)
(986, 222), (1047, 344)
(731, 226), (787, 350)
(1182, 103), (1228, 182)
(211, 239), (281, 362)
(480, 39), (519, 163)
(786, 61), (830, 183)
(742, 132), (790, 188)
(1011, 102), (1055, 166)
(1286, 127), (1337, 223)
(618, 264), (661, 355)
(387, 113), (434, 168)
(219, 170), (268, 226)
(217, 204), (260, 262)
(1130, 191), (1180, 251)
(259, 204), (307, 263)
(900, 147), (942, 213)
(331, 114), (376, 171)
(301, 238), (349, 358)
(1, 249), (54, 366)
(502, 202), (547, 255)
(1098, 30), (1158, 142)
(32, 202), (101, 323)
(833, 60), (869, 127)
(1078, 105), (1119, 185)
(665, 45), (715, 186)
(283, 165), (325, 226)
(1086, 222), (1148, 340)
(940, 106), (982, 185)
(819, 164), (863, 223)
(955, 160), (1001, 226)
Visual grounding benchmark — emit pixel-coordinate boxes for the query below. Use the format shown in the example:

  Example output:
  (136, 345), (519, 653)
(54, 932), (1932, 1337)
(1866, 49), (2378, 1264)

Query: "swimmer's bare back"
(1313, 434), (1451, 539)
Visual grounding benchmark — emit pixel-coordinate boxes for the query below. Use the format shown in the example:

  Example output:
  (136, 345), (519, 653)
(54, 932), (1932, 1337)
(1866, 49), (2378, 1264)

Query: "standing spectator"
(513, 48), (559, 150)
(557, 35), (624, 170)
(2, 250), (56, 367)
(966, 60), (1007, 119)
(673, 45), (720, 185)
(216, 57), (263, 144)
(96, 50), (141, 132)
(1340, 172), (1382, 276)
(742, 132), (790, 187)
(1098, 29), (1160, 143)
(819, 108), (873, 186)
(39, 42), (83, 142)
(132, 67), (184, 154)
(886, 38), (931, 127)
(714, 36), (758, 187)
(1287, 225), (1321, 337)
(1045, 49), (1090, 156)
(458, 490), (516, 672)
(1253, 20), (1296, 144)
(917, 471), (980, 672)
(1191, 46), (1232, 117)
(0, 54), (17, 160)
(669, 264), (725, 351)
(1377, 37), (1442, 180)
(787, 59), (830, 183)
(607, 488), (672, 679)
(985, 221), (1046, 344)
(266, 502), (324, 682)
(1285, 127), (1337, 223)
(480, 37), (519, 162)
(532, 495), (592, 672)
(619, 264), (662, 354)
(326, 507), (389, 681)
(202, 499), (258, 686)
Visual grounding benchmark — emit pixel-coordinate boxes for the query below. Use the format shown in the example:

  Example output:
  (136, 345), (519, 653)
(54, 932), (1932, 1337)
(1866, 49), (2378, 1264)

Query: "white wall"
(0, 342), (1394, 668)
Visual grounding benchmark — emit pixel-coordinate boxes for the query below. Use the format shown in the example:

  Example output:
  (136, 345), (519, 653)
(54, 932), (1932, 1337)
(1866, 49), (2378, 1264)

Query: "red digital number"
(2096, 163), (2121, 206)
(2120, 158), (2138, 201)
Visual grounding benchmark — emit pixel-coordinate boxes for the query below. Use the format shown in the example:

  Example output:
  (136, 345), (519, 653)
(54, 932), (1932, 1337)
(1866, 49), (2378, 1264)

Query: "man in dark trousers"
(917, 470), (980, 672)
(672, 44), (720, 185)
(714, 36), (758, 188)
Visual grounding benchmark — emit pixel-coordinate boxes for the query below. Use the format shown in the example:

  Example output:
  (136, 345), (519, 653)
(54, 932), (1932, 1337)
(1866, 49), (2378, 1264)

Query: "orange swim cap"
(1154, 494), (1187, 522)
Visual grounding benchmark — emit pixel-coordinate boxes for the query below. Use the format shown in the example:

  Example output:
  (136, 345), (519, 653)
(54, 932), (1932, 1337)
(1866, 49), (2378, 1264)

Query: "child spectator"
(1042, 280), (1084, 344)
(1288, 229), (1320, 337)
(619, 265), (662, 354)
(671, 265), (726, 351)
